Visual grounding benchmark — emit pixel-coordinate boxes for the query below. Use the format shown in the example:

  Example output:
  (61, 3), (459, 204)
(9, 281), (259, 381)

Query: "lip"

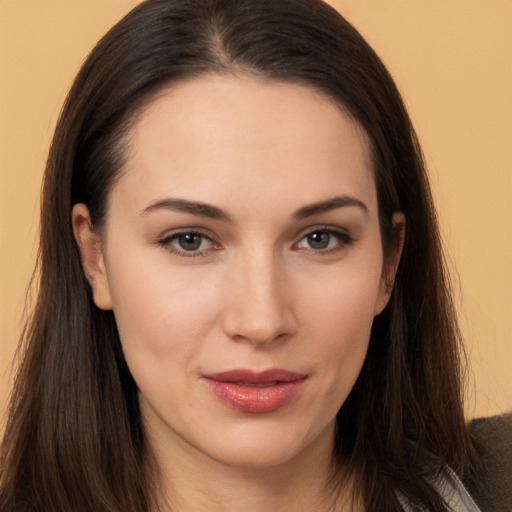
(203, 369), (307, 413)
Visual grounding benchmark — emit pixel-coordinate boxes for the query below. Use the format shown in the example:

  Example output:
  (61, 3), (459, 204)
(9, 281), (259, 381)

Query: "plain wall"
(1, 1), (511, 431)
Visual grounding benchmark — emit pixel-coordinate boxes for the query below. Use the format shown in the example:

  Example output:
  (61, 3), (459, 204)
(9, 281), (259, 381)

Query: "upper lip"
(204, 369), (306, 383)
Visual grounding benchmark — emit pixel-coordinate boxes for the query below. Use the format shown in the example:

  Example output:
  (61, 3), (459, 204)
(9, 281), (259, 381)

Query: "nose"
(221, 250), (297, 347)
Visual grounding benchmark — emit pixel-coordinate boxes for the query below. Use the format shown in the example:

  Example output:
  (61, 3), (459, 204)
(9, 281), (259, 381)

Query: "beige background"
(1, 1), (510, 430)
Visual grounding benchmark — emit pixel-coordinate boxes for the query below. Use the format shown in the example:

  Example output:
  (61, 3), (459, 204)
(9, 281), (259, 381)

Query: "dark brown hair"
(1, 1), (476, 510)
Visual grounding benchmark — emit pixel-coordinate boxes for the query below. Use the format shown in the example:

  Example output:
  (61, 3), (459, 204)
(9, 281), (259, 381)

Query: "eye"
(158, 231), (217, 257)
(294, 228), (352, 252)
(174, 233), (209, 251)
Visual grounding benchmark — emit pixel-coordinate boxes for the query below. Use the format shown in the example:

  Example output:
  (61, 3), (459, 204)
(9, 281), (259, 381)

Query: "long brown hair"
(0, 1), (476, 510)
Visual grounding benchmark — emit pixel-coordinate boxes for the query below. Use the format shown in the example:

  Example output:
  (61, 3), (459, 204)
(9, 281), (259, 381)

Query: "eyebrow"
(140, 195), (368, 221)
(140, 198), (231, 221)
(292, 196), (369, 219)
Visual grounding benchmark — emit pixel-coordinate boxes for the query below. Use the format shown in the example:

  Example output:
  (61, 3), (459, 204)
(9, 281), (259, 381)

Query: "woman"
(0, 1), (508, 511)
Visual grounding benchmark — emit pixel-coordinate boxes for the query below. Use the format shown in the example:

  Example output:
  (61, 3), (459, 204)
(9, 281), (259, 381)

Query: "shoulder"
(464, 412), (512, 512)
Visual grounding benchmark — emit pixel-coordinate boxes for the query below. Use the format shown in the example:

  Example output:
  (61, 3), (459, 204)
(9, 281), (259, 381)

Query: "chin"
(200, 417), (334, 471)
(209, 439), (307, 470)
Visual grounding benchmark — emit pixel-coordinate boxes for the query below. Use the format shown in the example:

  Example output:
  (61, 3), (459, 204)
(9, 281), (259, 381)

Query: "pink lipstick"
(203, 369), (306, 413)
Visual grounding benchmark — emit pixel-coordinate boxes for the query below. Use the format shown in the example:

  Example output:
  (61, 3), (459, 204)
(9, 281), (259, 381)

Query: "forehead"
(114, 75), (376, 217)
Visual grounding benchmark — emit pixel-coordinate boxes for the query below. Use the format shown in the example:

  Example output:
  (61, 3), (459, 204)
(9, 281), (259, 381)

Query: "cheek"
(303, 256), (383, 333)
(105, 252), (223, 365)
(299, 258), (382, 382)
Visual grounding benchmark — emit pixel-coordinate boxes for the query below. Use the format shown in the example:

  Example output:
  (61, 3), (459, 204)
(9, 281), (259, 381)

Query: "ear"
(374, 212), (405, 316)
(72, 203), (113, 310)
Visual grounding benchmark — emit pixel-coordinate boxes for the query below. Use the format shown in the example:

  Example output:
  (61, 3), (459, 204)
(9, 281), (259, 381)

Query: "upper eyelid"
(296, 228), (352, 245)
(158, 227), (215, 242)
(158, 231), (216, 259)
(156, 230), (216, 254)
(163, 232), (213, 243)
(293, 224), (351, 241)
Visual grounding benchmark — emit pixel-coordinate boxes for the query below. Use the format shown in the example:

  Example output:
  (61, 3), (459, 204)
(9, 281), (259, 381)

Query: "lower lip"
(203, 377), (307, 413)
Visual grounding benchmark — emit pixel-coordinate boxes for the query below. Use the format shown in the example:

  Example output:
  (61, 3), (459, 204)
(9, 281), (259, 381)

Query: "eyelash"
(157, 227), (353, 258)
(293, 227), (353, 255)
(157, 230), (217, 258)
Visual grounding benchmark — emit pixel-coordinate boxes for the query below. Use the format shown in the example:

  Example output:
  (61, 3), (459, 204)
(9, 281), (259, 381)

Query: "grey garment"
(398, 413), (512, 512)
(397, 467), (482, 512)
(464, 413), (512, 512)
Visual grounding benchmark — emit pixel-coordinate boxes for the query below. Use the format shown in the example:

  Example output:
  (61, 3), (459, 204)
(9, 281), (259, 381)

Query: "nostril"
(229, 327), (293, 348)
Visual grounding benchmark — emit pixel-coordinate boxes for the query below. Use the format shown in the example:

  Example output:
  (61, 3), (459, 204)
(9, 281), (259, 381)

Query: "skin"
(73, 75), (404, 511)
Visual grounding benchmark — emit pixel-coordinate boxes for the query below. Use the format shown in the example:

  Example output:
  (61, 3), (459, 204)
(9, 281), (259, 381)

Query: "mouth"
(202, 369), (307, 413)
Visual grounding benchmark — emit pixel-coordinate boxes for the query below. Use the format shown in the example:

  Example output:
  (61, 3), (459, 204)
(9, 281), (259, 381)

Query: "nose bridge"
(223, 244), (295, 345)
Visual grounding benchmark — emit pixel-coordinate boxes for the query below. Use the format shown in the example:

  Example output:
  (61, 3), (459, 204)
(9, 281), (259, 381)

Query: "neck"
(144, 416), (361, 512)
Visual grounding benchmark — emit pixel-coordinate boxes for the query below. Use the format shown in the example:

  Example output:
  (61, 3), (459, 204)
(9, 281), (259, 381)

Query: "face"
(74, 75), (400, 472)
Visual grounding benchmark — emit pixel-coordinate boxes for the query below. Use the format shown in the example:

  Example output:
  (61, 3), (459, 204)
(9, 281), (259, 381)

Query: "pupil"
(308, 232), (330, 249)
(179, 234), (201, 251)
